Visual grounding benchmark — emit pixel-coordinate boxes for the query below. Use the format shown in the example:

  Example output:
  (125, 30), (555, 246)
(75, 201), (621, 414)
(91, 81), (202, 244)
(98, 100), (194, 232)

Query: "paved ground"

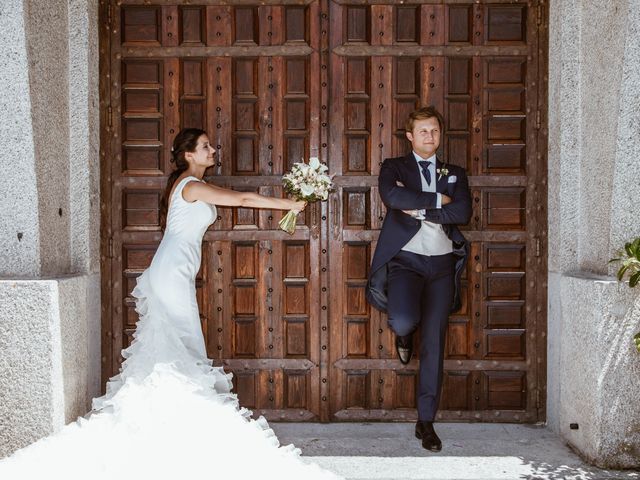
(271, 423), (640, 480)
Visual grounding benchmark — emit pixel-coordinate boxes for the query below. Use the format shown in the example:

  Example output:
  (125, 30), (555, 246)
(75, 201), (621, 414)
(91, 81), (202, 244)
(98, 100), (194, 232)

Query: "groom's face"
(406, 117), (441, 159)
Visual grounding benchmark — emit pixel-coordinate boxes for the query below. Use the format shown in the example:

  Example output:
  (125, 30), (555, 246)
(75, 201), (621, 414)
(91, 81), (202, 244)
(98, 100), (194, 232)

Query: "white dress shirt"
(400, 152), (453, 256)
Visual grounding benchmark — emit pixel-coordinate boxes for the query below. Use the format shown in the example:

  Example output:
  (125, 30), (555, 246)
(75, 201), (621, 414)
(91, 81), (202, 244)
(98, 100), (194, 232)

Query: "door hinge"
(108, 106), (113, 128)
(108, 237), (113, 258)
(535, 389), (540, 409)
(537, 4), (543, 26)
(535, 237), (541, 257)
(107, 3), (113, 28)
(535, 110), (541, 130)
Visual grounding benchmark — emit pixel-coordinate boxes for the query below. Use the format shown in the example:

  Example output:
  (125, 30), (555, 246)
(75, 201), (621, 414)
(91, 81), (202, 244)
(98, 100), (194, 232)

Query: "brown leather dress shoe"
(395, 334), (413, 365)
(415, 420), (442, 452)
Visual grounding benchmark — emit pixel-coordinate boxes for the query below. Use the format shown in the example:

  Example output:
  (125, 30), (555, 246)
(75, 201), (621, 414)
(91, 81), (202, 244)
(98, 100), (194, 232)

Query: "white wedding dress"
(0, 176), (340, 480)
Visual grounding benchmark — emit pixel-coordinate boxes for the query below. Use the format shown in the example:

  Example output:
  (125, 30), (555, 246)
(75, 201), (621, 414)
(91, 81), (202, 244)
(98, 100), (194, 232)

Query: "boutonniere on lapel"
(436, 165), (449, 181)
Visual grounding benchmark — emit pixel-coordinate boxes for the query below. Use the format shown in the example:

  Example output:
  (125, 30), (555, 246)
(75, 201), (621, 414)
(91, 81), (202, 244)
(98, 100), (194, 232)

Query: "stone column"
(0, 0), (100, 459)
(547, 0), (640, 468)
(0, 0), (41, 276)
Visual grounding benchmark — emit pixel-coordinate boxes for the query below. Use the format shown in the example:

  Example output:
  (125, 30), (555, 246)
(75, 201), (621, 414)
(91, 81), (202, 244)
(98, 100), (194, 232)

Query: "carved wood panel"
(104, 1), (326, 422)
(101, 0), (547, 423)
(326, 0), (546, 423)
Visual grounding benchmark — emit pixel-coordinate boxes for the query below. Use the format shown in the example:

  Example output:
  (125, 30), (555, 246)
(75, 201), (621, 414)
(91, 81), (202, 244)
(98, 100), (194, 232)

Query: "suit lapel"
(435, 158), (448, 192)
(401, 153), (423, 191)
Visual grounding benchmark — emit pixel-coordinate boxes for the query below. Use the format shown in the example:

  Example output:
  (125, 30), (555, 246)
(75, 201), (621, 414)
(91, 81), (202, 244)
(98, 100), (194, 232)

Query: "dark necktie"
(418, 160), (431, 186)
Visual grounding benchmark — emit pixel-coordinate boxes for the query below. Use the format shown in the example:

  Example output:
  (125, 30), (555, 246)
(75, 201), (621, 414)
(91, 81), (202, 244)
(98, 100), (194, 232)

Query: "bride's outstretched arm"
(183, 181), (306, 212)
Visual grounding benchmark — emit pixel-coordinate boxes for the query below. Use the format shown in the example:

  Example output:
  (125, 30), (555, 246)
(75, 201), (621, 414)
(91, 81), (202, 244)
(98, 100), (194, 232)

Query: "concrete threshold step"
(271, 423), (640, 480)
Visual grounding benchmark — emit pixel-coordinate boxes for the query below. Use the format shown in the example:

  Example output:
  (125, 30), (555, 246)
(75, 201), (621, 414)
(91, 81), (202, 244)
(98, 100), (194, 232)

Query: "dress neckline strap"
(179, 175), (201, 185)
(175, 175), (201, 190)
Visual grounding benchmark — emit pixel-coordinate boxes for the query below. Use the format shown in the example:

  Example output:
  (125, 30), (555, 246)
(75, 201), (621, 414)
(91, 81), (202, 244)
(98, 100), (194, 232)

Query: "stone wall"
(0, 0), (100, 458)
(0, 0), (41, 276)
(25, 0), (72, 276)
(547, 0), (640, 468)
(69, 0), (100, 275)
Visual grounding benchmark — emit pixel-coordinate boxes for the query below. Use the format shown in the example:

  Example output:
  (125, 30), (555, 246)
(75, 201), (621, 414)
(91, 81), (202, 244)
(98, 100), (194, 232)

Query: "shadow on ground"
(271, 423), (640, 480)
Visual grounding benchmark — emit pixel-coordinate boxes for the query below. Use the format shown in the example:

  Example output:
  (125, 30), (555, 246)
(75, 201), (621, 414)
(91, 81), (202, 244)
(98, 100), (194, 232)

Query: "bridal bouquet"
(279, 157), (334, 234)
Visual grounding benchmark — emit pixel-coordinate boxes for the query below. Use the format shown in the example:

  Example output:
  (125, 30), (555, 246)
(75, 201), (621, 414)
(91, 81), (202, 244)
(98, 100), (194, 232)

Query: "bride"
(0, 128), (341, 480)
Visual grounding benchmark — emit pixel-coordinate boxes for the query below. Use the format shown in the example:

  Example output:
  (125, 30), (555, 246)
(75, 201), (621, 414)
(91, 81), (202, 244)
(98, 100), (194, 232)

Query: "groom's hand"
(402, 209), (422, 217)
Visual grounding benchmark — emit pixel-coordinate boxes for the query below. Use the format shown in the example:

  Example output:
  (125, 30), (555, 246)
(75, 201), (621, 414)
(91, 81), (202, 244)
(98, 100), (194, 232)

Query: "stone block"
(0, 276), (101, 459)
(548, 272), (640, 468)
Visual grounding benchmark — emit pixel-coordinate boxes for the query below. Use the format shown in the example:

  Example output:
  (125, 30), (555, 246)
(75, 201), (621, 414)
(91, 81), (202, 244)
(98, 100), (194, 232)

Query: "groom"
(366, 106), (471, 451)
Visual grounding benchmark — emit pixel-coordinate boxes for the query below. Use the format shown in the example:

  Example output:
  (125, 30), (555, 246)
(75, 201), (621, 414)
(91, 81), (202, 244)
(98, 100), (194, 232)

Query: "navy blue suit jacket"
(366, 153), (472, 313)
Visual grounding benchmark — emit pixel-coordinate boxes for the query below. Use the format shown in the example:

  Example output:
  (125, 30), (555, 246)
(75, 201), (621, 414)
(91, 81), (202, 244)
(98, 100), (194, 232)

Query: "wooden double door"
(100, 0), (547, 423)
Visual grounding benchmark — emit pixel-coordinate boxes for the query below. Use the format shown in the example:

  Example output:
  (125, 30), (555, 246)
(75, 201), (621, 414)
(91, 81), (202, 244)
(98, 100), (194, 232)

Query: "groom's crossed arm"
(378, 159), (440, 211)
(422, 168), (472, 225)
(379, 159), (472, 226)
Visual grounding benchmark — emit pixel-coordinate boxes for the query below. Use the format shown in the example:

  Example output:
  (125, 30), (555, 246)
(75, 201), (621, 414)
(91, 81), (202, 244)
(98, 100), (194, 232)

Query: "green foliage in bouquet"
(609, 237), (640, 353)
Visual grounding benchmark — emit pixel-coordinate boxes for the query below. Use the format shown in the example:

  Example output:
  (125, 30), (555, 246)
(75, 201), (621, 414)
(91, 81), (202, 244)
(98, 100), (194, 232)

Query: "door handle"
(311, 201), (319, 229)
(331, 195), (340, 231)
(310, 202), (320, 239)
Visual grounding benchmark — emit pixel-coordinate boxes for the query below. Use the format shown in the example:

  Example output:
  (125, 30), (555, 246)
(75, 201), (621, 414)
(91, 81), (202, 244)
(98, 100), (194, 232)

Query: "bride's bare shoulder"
(182, 178), (213, 202)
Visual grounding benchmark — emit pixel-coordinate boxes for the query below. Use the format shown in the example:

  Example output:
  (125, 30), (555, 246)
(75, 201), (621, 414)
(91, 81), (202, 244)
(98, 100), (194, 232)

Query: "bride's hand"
(290, 199), (307, 213)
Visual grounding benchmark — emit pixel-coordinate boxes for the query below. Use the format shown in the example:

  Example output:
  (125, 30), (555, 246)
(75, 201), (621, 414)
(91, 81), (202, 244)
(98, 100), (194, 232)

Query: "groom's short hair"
(405, 106), (444, 133)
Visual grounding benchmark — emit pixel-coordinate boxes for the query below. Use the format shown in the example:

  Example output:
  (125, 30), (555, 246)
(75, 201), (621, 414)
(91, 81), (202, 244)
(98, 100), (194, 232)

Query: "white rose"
(309, 157), (320, 170)
(300, 184), (315, 197)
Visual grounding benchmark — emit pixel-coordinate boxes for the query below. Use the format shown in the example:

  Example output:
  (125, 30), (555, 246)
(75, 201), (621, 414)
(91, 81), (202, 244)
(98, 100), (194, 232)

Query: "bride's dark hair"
(159, 128), (207, 231)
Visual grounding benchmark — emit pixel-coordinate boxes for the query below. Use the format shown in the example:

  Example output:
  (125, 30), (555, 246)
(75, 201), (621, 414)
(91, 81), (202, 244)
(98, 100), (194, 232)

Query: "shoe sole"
(415, 429), (442, 451)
